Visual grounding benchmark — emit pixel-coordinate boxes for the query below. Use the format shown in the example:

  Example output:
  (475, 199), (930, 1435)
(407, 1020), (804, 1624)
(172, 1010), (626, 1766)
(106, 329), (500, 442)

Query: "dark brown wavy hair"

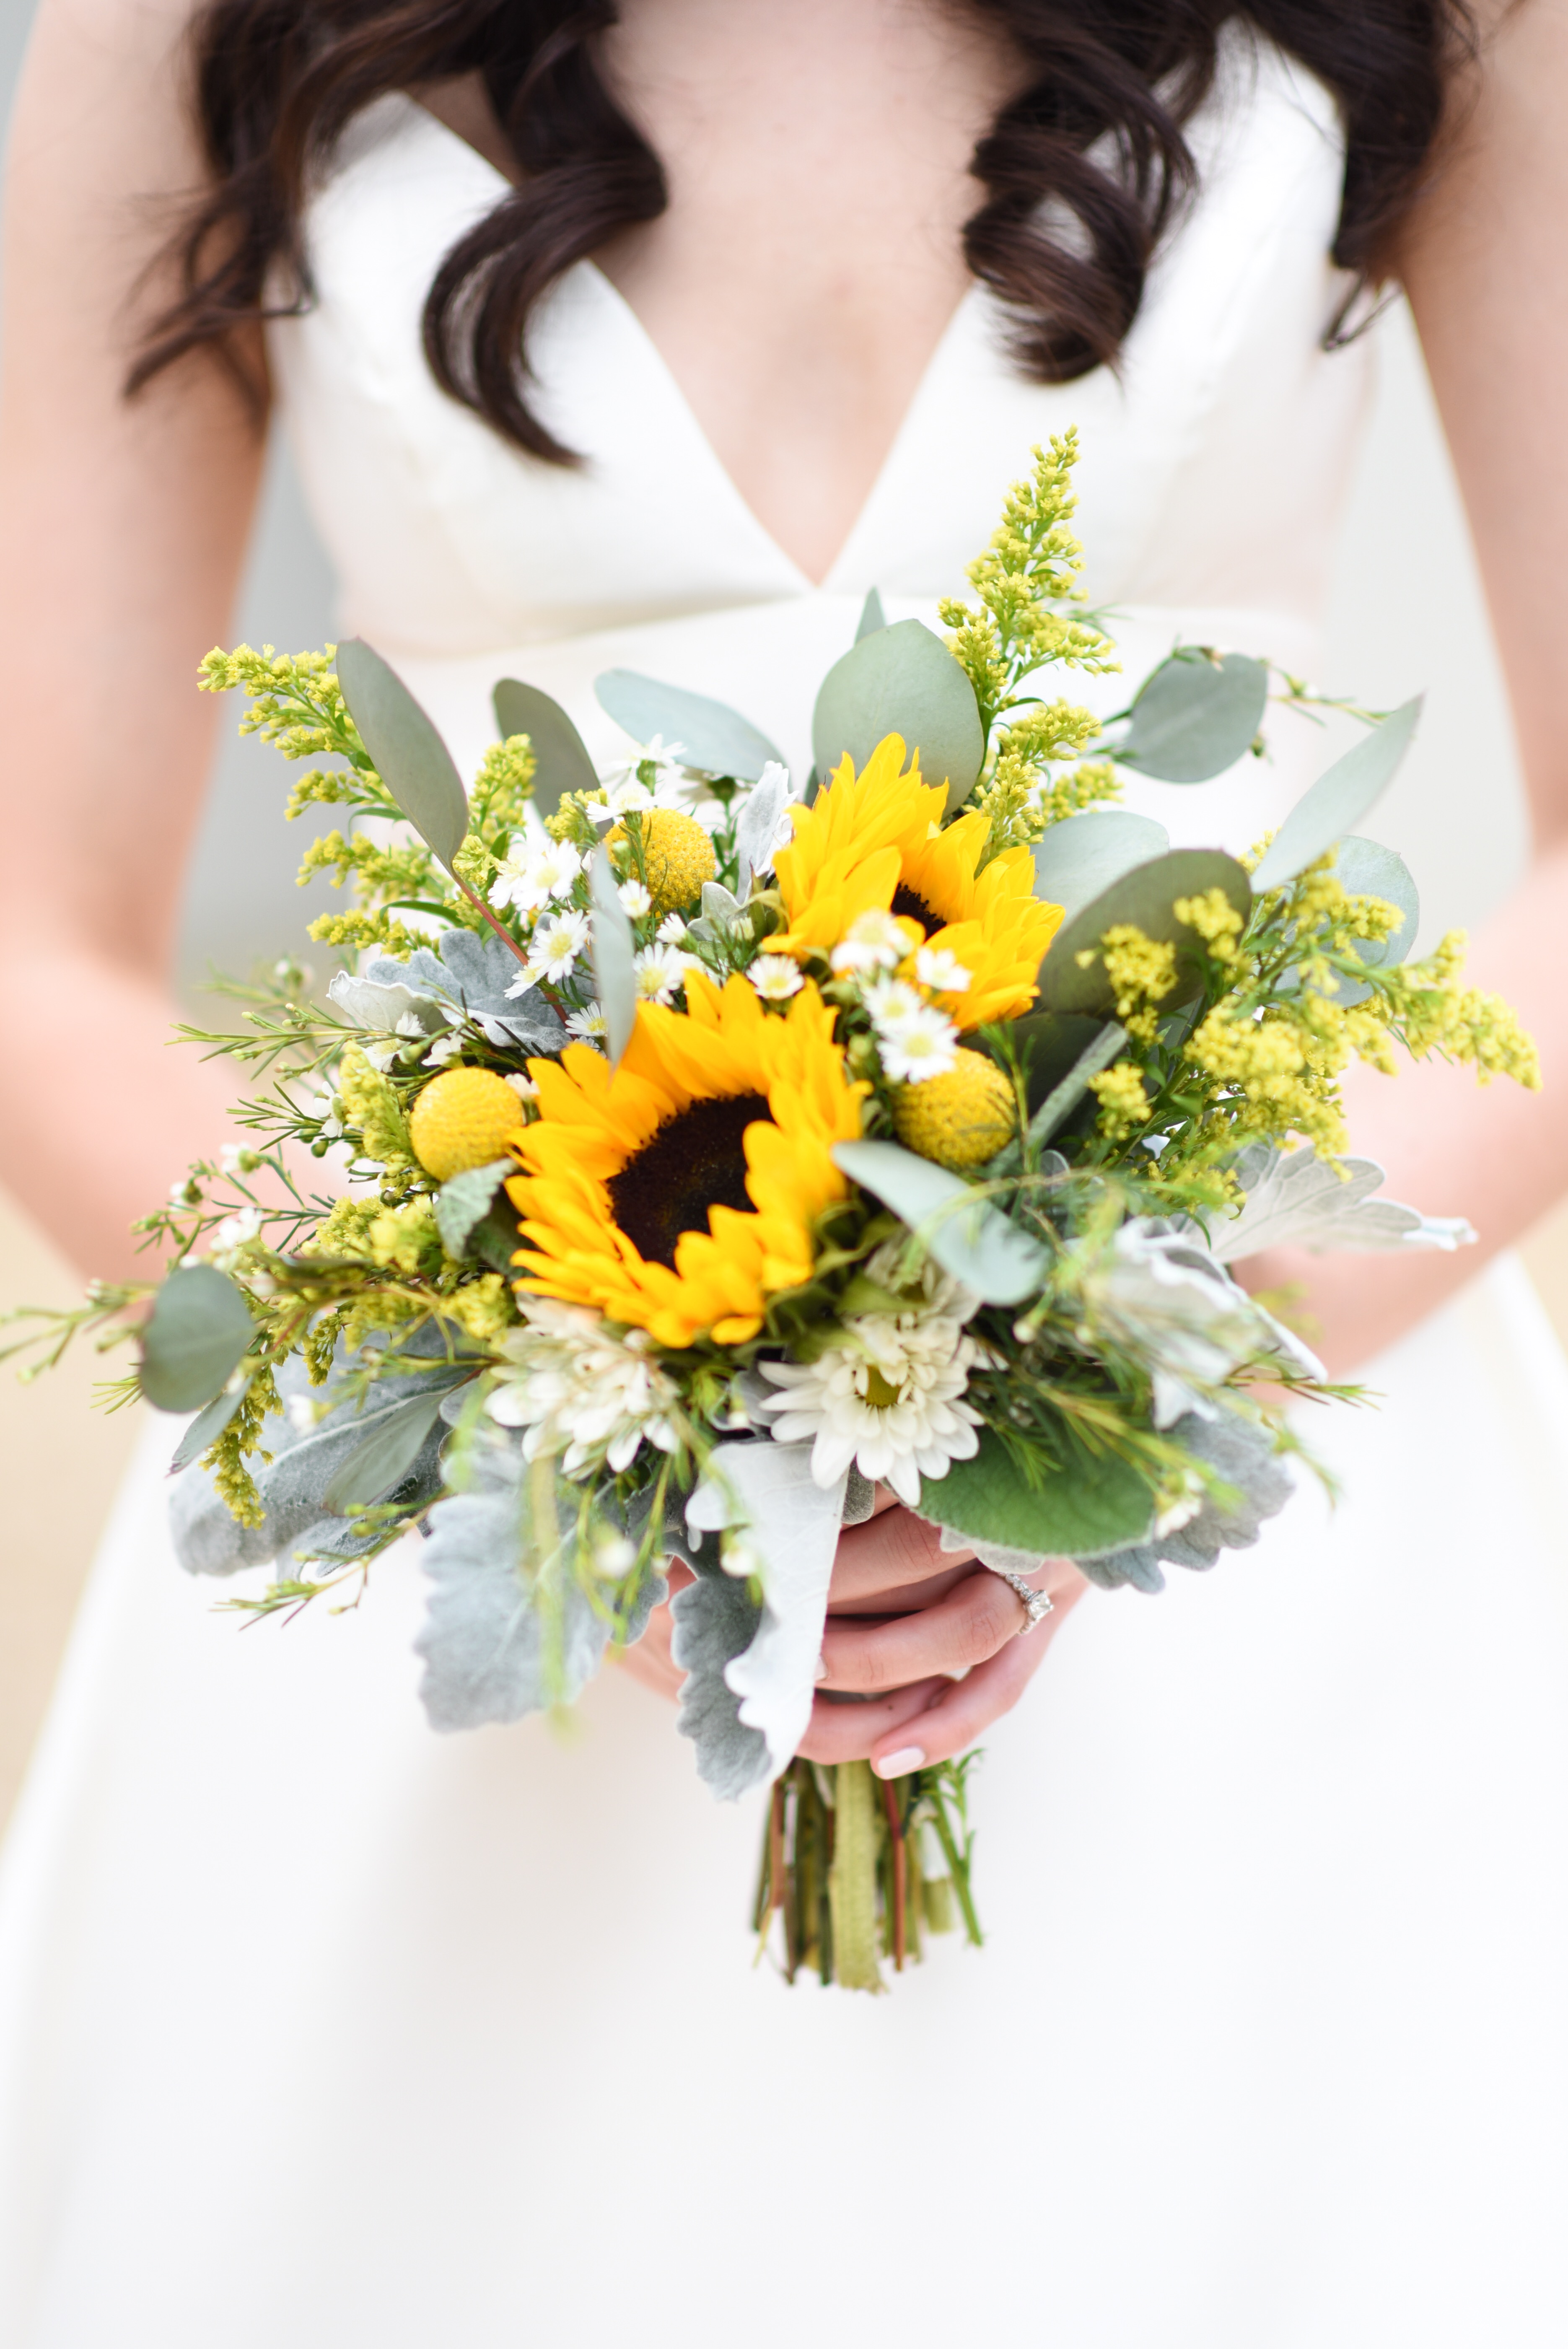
(132, 0), (1475, 460)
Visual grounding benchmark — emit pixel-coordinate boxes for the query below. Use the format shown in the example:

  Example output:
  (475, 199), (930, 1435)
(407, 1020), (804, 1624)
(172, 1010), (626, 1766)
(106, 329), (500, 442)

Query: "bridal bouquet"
(7, 435), (1537, 1990)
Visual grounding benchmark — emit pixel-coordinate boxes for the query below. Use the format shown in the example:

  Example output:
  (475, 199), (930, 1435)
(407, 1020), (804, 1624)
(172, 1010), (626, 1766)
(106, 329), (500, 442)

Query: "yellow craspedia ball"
(606, 807), (717, 918)
(892, 1050), (1016, 1171)
(409, 1067), (526, 1182)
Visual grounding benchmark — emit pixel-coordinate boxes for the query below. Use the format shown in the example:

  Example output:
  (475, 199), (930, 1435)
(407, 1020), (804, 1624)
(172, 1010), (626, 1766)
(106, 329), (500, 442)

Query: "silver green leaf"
(915, 1426), (1153, 1560)
(1325, 835), (1420, 1005)
(669, 1571), (769, 1800)
(812, 619), (985, 814)
(1031, 809), (1170, 920)
(1037, 848), (1253, 1017)
(322, 1389), (450, 1515)
(492, 677), (599, 824)
(832, 1138), (1049, 1306)
(140, 1263), (255, 1413)
(1117, 651), (1269, 783)
(733, 762), (792, 894)
(1188, 1143), (1474, 1260)
(590, 845), (639, 1071)
(1250, 698), (1421, 891)
(594, 669), (784, 781)
(1076, 1409), (1291, 1593)
(434, 1160), (514, 1259)
(1024, 1021), (1129, 1149)
(167, 1380), (249, 1473)
(336, 638), (469, 871)
(855, 586), (886, 642)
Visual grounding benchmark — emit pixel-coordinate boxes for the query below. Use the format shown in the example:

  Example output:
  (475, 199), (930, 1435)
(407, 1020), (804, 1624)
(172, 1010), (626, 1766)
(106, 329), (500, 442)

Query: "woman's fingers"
(819, 1566), (1024, 1690)
(829, 1499), (975, 1608)
(796, 1679), (953, 1764)
(869, 1575), (1088, 1776)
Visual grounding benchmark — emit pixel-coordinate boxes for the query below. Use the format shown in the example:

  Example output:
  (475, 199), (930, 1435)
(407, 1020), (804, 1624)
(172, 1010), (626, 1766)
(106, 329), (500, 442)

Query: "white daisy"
(618, 877), (653, 917)
(830, 908), (913, 977)
(516, 907), (589, 987)
(915, 945), (972, 995)
(876, 1002), (961, 1084)
(749, 954), (805, 1003)
(632, 944), (692, 1005)
(504, 1071), (540, 1100)
(491, 835), (581, 913)
(757, 1249), (982, 1506)
(656, 913), (690, 945)
(565, 1003), (609, 1044)
(487, 1297), (682, 1475)
(862, 975), (922, 1024)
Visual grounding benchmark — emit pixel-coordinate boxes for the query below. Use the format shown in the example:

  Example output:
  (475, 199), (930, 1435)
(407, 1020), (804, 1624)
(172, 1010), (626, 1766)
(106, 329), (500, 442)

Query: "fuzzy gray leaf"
(1077, 1410), (1292, 1593)
(434, 1161), (513, 1258)
(364, 931), (564, 1055)
(415, 1440), (608, 1731)
(1192, 1143), (1474, 1260)
(326, 969), (448, 1036)
(669, 1572), (770, 1799)
(733, 762), (793, 894)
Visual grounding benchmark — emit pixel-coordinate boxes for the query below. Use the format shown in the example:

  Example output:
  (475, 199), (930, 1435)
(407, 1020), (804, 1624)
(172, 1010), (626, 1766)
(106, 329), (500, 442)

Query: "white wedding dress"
(5, 38), (1568, 2346)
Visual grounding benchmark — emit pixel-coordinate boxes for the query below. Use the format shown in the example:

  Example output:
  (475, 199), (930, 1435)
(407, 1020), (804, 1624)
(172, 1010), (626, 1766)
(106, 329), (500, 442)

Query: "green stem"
(827, 1761), (883, 1991)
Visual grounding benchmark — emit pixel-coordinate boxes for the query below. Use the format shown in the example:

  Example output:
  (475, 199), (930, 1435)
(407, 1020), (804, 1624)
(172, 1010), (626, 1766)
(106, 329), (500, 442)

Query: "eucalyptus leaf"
(323, 1390), (448, 1515)
(590, 846), (639, 1070)
(832, 1138), (1049, 1306)
(812, 619), (985, 814)
(1117, 651), (1269, 783)
(1025, 1022), (1129, 1148)
(492, 677), (600, 824)
(336, 638), (469, 871)
(915, 1427), (1153, 1561)
(140, 1264), (255, 1413)
(167, 1381), (248, 1473)
(595, 669), (783, 781)
(435, 1160), (513, 1259)
(855, 586), (887, 643)
(1324, 835), (1420, 1003)
(1031, 809), (1170, 921)
(1037, 849), (1253, 1017)
(980, 1009), (1107, 1114)
(1250, 698), (1421, 891)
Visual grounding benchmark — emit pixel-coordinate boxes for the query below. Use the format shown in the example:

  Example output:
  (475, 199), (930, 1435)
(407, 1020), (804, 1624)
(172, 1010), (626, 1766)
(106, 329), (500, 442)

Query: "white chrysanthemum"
(632, 943), (692, 1005)
(515, 907), (589, 987)
(492, 835), (582, 912)
(830, 907), (912, 976)
(757, 1250), (982, 1505)
(862, 975), (921, 1024)
(487, 1297), (682, 1474)
(618, 877), (653, 916)
(876, 1002), (961, 1084)
(749, 953), (805, 1002)
(915, 945), (972, 994)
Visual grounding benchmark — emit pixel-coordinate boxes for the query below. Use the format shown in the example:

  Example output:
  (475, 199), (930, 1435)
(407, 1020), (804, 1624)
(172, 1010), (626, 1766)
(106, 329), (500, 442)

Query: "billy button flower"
(505, 971), (868, 1348)
(606, 807), (716, 920)
(892, 1049), (1017, 1169)
(409, 1066), (528, 1181)
(770, 734), (1064, 1025)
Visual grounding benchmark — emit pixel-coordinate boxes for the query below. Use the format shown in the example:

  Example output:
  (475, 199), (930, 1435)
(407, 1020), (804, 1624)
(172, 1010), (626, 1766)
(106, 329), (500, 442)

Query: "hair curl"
(132, 0), (1475, 459)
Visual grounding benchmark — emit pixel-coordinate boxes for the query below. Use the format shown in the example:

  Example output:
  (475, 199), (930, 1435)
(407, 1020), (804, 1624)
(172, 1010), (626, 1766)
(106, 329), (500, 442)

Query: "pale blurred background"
(3, 6), (1566, 1830)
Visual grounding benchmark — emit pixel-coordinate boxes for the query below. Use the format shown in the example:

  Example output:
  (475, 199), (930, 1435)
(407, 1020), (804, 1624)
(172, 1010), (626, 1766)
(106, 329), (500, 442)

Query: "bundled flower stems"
(5, 435), (1537, 1992)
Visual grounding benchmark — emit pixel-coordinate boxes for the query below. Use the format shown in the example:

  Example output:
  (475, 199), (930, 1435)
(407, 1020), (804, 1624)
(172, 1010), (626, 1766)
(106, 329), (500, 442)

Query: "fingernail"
(874, 1746), (925, 1779)
(815, 1654), (829, 1683)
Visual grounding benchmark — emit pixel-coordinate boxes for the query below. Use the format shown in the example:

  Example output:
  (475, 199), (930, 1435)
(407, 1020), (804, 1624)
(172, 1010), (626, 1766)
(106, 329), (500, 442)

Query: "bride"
(3, 0), (1568, 2339)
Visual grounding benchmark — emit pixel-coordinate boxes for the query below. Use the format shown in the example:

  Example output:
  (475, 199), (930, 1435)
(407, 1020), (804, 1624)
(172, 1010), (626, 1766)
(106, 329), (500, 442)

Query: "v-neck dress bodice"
(269, 39), (1369, 815)
(6, 32), (1568, 2349)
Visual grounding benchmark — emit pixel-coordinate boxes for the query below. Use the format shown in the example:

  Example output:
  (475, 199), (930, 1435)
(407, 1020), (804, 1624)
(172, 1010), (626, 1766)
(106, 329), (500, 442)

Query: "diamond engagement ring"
(993, 1567), (1055, 1636)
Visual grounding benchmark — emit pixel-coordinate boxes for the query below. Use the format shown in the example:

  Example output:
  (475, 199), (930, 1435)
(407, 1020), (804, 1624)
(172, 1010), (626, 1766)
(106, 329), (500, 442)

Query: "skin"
(0, 0), (1562, 1774)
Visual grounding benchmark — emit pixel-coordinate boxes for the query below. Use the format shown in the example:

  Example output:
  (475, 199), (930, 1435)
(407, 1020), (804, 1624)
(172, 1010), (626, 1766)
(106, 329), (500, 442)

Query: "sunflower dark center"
(607, 1093), (770, 1272)
(890, 883), (941, 933)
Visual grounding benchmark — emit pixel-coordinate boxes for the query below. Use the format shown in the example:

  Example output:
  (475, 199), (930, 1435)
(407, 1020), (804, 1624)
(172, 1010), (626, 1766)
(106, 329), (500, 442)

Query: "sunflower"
(505, 972), (868, 1348)
(772, 734), (1064, 1027)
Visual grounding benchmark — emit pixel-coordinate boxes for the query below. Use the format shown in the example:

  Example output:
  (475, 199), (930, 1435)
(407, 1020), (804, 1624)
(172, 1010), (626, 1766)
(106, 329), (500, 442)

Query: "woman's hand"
(614, 1491), (1086, 1777)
